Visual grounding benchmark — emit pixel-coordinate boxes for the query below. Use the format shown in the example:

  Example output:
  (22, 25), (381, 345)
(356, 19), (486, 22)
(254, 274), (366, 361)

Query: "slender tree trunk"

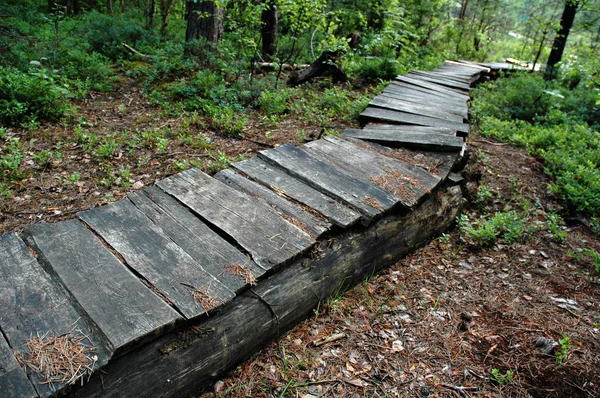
(261, 0), (278, 60)
(159, 0), (174, 36)
(185, 1), (223, 43)
(147, 0), (156, 29)
(545, 0), (579, 80)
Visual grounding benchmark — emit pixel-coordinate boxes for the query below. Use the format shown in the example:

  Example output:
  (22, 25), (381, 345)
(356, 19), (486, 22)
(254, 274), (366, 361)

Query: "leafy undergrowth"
(207, 137), (600, 398)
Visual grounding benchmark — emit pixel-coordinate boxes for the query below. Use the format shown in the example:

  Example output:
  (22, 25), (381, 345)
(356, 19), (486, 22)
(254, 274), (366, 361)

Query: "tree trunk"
(545, 0), (579, 80)
(159, 0), (174, 36)
(146, 0), (156, 29)
(261, 1), (278, 61)
(185, 1), (223, 43)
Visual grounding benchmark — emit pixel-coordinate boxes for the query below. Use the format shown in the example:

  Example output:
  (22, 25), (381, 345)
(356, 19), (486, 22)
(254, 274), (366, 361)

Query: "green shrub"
(348, 56), (399, 81)
(0, 66), (71, 125)
(458, 210), (527, 246)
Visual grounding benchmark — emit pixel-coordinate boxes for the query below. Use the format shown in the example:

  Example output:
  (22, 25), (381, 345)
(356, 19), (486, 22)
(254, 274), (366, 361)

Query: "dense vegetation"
(0, 0), (598, 220)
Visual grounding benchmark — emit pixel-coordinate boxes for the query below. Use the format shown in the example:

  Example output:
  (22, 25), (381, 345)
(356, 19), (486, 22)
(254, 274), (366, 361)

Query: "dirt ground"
(202, 138), (600, 397)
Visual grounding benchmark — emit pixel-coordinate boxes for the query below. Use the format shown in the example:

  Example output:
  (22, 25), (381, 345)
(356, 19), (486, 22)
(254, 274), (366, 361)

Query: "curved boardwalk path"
(1, 60), (508, 397)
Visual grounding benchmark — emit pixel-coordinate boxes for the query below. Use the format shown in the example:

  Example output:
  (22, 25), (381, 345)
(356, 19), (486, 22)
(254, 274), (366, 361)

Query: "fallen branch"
(256, 62), (310, 71)
(440, 383), (477, 397)
(313, 332), (346, 347)
(121, 43), (166, 59)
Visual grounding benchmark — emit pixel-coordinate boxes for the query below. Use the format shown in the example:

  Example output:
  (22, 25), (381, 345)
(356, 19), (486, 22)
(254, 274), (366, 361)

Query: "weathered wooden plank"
(342, 136), (460, 180)
(0, 333), (37, 398)
(128, 186), (266, 286)
(361, 124), (457, 136)
(257, 144), (396, 222)
(359, 107), (470, 135)
(0, 232), (108, 397)
(396, 75), (471, 100)
(415, 69), (474, 83)
(78, 200), (235, 319)
(214, 169), (330, 239)
(23, 220), (183, 358)
(378, 91), (468, 118)
(341, 126), (465, 152)
(156, 168), (314, 270)
(385, 82), (467, 103)
(303, 136), (440, 207)
(232, 157), (360, 228)
(68, 184), (466, 398)
(408, 71), (472, 91)
(370, 95), (464, 123)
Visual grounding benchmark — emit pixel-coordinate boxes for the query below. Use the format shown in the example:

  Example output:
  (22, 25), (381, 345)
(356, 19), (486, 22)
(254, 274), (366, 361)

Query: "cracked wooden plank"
(128, 186), (266, 286)
(215, 168), (331, 239)
(156, 168), (314, 270)
(78, 199), (235, 319)
(0, 332), (37, 398)
(342, 126), (465, 152)
(359, 107), (470, 135)
(0, 232), (108, 397)
(302, 136), (440, 207)
(232, 157), (360, 228)
(257, 144), (396, 223)
(369, 95), (464, 123)
(23, 219), (183, 359)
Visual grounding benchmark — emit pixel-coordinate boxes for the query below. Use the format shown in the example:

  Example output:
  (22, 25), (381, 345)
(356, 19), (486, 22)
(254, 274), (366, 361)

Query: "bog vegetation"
(0, 0), (598, 222)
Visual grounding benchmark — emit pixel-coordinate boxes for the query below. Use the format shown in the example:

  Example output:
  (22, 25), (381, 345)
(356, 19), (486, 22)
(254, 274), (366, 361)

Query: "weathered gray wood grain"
(78, 199), (235, 319)
(128, 187), (265, 291)
(0, 232), (108, 397)
(303, 136), (440, 207)
(408, 71), (471, 91)
(361, 124), (457, 136)
(215, 169), (331, 239)
(23, 220), (183, 359)
(395, 75), (471, 100)
(68, 185), (466, 398)
(232, 157), (360, 228)
(156, 168), (314, 270)
(342, 126), (465, 152)
(0, 333), (37, 398)
(257, 144), (396, 222)
(344, 136), (460, 180)
(386, 81), (466, 102)
(370, 95), (464, 123)
(378, 91), (468, 118)
(359, 107), (470, 135)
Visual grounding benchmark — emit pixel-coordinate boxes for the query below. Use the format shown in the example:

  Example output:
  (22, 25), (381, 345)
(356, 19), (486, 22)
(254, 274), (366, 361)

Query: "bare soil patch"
(203, 138), (600, 397)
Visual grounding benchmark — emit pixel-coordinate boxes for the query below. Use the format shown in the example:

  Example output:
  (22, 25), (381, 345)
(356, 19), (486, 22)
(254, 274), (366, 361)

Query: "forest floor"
(203, 138), (600, 397)
(0, 75), (363, 235)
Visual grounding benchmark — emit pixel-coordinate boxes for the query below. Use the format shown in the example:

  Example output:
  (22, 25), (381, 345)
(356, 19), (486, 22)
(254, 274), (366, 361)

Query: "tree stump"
(287, 50), (347, 87)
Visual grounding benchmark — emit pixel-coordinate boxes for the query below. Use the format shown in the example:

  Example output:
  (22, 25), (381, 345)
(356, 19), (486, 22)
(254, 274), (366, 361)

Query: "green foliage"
(458, 210), (527, 247)
(556, 334), (571, 365)
(0, 66), (71, 125)
(490, 368), (513, 385)
(472, 72), (600, 215)
(0, 137), (24, 181)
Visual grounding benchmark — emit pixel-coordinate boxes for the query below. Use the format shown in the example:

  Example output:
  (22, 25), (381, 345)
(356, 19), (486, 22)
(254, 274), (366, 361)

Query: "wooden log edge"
(69, 183), (466, 398)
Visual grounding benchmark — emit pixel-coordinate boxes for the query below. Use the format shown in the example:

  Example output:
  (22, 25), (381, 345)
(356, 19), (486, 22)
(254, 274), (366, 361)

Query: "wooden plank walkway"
(0, 60), (494, 397)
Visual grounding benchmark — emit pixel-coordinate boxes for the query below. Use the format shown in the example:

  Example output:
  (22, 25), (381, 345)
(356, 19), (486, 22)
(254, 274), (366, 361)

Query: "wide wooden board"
(215, 169), (331, 239)
(23, 220), (183, 358)
(360, 124), (457, 136)
(129, 186), (265, 287)
(359, 107), (470, 135)
(232, 157), (360, 228)
(370, 95), (464, 123)
(78, 199), (235, 319)
(343, 137), (460, 180)
(396, 75), (471, 100)
(342, 126), (465, 152)
(385, 81), (463, 101)
(0, 333), (37, 398)
(303, 136), (440, 207)
(378, 91), (468, 118)
(0, 232), (107, 397)
(407, 71), (471, 91)
(257, 144), (396, 222)
(156, 168), (314, 270)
